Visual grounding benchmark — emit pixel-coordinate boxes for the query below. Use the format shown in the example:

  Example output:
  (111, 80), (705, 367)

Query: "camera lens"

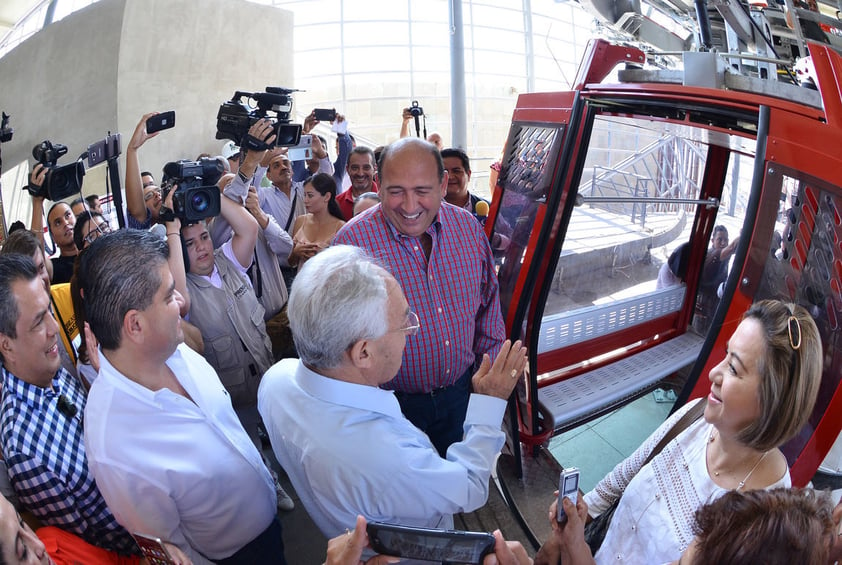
(191, 190), (210, 213)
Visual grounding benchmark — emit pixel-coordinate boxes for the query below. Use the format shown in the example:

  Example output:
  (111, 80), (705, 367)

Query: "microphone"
(57, 395), (78, 419)
(475, 200), (489, 226)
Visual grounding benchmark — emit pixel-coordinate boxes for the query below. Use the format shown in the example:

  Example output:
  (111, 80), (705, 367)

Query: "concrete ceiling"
(0, 0), (41, 43)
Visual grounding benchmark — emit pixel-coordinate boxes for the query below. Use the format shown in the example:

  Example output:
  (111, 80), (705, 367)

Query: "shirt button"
(655, 494), (661, 500)
(446, 369), (451, 374)
(631, 525), (636, 531)
(445, 340), (450, 346)
(437, 308), (442, 313)
(413, 246), (419, 251)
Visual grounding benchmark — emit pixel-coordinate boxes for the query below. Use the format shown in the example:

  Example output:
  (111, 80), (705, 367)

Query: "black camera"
(0, 112), (13, 143)
(216, 87), (303, 150)
(160, 158), (223, 222)
(409, 100), (424, 117)
(28, 140), (85, 201)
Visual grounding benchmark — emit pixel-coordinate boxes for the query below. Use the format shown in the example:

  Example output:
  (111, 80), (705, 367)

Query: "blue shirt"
(0, 366), (136, 554)
(258, 359), (507, 539)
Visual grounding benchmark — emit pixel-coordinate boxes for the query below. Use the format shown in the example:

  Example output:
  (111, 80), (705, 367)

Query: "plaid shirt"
(334, 203), (505, 393)
(0, 366), (136, 554)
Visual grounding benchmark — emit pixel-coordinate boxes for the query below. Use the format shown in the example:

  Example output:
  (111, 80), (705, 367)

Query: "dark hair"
(304, 173), (344, 221)
(440, 147), (471, 174)
(379, 137), (444, 184)
(737, 300), (822, 451)
(80, 229), (168, 350)
(1, 229), (42, 258)
(73, 211), (108, 251)
(70, 249), (91, 365)
(0, 254), (38, 347)
(85, 194), (101, 208)
(8, 220), (27, 234)
(140, 171), (154, 179)
(712, 225), (728, 237)
(668, 242), (691, 280)
(70, 197), (86, 208)
(691, 488), (833, 565)
(373, 145), (385, 166)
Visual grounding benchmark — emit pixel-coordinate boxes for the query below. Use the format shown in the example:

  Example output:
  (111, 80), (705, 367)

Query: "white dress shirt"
(257, 359), (506, 539)
(84, 344), (277, 564)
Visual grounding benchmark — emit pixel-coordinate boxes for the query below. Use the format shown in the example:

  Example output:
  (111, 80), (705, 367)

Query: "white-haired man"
(258, 245), (526, 540)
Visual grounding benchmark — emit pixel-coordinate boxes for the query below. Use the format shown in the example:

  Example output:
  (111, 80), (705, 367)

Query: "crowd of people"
(0, 104), (838, 565)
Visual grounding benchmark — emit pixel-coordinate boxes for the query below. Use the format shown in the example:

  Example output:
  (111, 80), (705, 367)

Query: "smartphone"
(87, 139), (106, 168)
(366, 521), (495, 564)
(132, 533), (177, 565)
(313, 108), (337, 122)
(557, 467), (580, 523)
(287, 134), (313, 162)
(146, 111), (176, 134)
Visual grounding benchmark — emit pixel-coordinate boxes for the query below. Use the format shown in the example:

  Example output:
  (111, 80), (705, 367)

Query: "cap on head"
(221, 141), (240, 160)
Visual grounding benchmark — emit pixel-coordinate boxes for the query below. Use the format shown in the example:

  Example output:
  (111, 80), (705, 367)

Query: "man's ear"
(121, 309), (144, 345)
(0, 333), (13, 356)
(440, 170), (449, 197)
(348, 339), (373, 370)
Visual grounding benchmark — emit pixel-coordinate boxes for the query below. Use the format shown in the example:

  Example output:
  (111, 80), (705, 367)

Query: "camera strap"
(284, 193), (298, 232)
(247, 250), (263, 299)
(242, 134), (271, 152)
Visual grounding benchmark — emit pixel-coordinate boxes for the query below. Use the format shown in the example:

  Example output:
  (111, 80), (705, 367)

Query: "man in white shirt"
(80, 229), (284, 565)
(257, 244), (526, 539)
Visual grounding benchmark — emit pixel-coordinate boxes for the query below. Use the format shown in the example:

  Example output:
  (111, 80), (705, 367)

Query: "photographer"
(125, 112), (166, 229)
(224, 120), (305, 290)
(28, 164), (78, 284)
(215, 123), (294, 360)
(399, 106), (444, 149)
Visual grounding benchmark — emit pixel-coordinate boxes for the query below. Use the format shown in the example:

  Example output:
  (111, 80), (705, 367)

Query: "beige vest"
(186, 250), (273, 408)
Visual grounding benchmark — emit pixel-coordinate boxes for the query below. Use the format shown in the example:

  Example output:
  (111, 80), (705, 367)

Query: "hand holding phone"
(313, 108), (337, 122)
(367, 521), (495, 564)
(146, 111), (176, 134)
(133, 533), (177, 565)
(557, 467), (580, 524)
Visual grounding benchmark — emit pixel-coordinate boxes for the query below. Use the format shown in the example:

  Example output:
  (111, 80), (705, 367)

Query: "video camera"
(216, 87), (303, 151)
(28, 140), (86, 201)
(160, 158), (223, 222)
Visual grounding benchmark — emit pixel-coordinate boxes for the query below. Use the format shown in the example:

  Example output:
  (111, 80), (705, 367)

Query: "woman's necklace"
(707, 428), (769, 490)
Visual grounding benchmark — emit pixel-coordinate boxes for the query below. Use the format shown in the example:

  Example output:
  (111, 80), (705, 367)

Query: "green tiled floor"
(548, 391), (675, 492)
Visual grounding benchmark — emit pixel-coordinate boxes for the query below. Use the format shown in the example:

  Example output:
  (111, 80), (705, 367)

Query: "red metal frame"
(503, 39), (842, 483)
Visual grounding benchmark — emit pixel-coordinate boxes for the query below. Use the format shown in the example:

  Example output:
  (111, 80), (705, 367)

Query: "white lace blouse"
(583, 399), (791, 564)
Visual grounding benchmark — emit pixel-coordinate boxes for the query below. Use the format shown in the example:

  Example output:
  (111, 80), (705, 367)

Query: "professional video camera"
(28, 140), (85, 201)
(160, 158), (223, 222)
(216, 87), (303, 151)
(0, 112), (13, 143)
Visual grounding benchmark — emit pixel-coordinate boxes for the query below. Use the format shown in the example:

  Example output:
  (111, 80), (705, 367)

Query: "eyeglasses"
(143, 189), (161, 201)
(83, 222), (112, 245)
(393, 310), (420, 336)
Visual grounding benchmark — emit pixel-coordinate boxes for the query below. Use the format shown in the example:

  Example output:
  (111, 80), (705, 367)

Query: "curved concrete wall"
(0, 0), (292, 230)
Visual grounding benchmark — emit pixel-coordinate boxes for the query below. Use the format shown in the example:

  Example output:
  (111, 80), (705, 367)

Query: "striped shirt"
(334, 203), (505, 393)
(0, 367), (136, 554)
